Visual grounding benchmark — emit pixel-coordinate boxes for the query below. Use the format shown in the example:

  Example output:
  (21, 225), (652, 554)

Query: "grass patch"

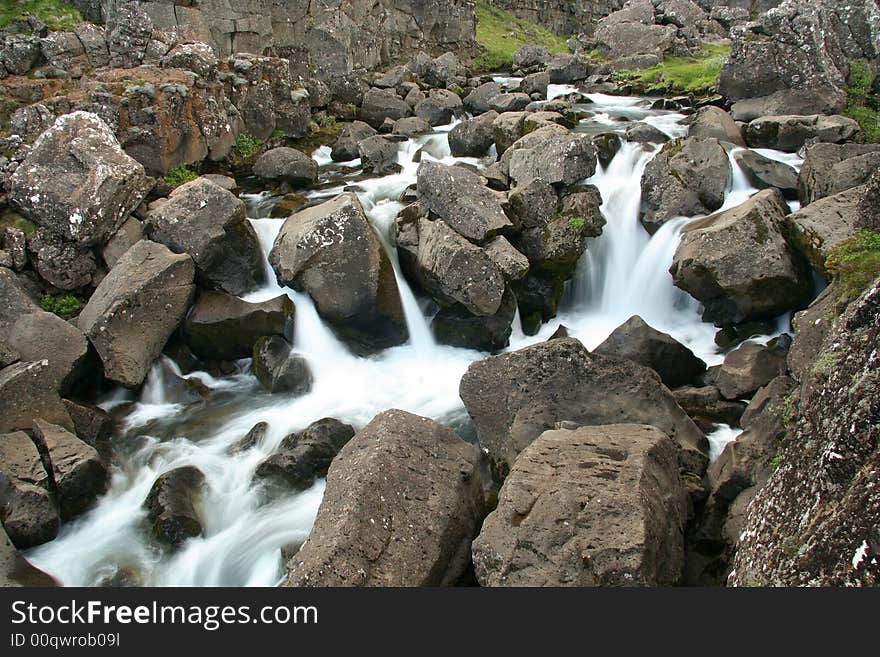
(163, 164), (199, 188)
(825, 230), (880, 301)
(0, 0), (82, 31)
(473, 2), (570, 73)
(611, 43), (731, 96)
(568, 216), (586, 231)
(843, 60), (880, 144)
(41, 293), (82, 317)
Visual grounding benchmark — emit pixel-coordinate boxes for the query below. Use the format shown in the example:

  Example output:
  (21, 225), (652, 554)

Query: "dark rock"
(734, 150), (798, 195)
(25, 228), (97, 291)
(432, 288), (517, 352)
(144, 466), (206, 548)
(743, 115), (862, 153)
(7, 311), (90, 396)
(0, 361), (73, 434)
(716, 341), (789, 401)
(252, 336), (313, 395)
(358, 135), (403, 175)
(484, 236), (529, 281)
(101, 217), (144, 270)
(255, 418), (355, 489)
(0, 524), (57, 586)
(252, 147), (319, 187)
(488, 93), (532, 113)
(413, 89), (462, 127)
(624, 123), (669, 145)
(391, 117), (431, 137)
(448, 111), (498, 157)
(62, 400), (113, 451)
(798, 143), (880, 206)
(520, 71), (550, 98)
(359, 88), (411, 129)
(0, 430), (58, 549)
(464, 82), (503, 115)
(331, 121), (377, 162)
(672, 386), (746, 433)
(513, 44), (551, 70)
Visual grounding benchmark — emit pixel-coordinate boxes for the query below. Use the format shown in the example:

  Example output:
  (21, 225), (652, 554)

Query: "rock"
(77, 240), (195, 388)
(417, 52), (465, 89)
(797, 143), (880, 205)
(286, 409), (484, 586)
(596, 7), (678, 59)
(515, 213), (591, 276)
(786, 284), (840, 383)
(432, 288), (518, 352)
(448, 111), (498, 157)
(7, 311), (90, 396)
(0, 361), (73, 435)
(523, 111), (568, 133)
(392, 117), (431, 137)
(472, 424), (688, 586)
(62, 400), (113, 451)
(255, 418), (355, 489)
(558, 189), (606, 238)
(640, 137), (730, 231)
(734, 150), (798, 195)
(269, 193), (407, 353)
(9, 112), (150, 246)
(25, 228), (97, 291)
(31, 420), (107, 520)
(716, 341), (789, 401)
(488, 93), (532, 113)
(0, 524), (56, 586)
(102, 217), (144, 269)
(624, 123), (669, 144)
(670, 189), (812, 325)
(106, 3), (152, 69)
(413, 89), (462, 127)
(464, 82), (503, 115)
(783, 185), (864, 276)
(2, 228), (28, 273)
(416, 162), (512, 242)
(357, 135), (402, 175)
(252, 336), (313, 395)
(520, 71), (550, 98)
(507, 132), (597, 187)
(359, 88), (411, 129)
(0, 430), (58, 549)
(672, 386), (746, 432)
(252, 147), (319, 187)
(144, 466), (206, 548)
(484, 236), (529, 282)
(331, 121), (377, 162)
(161, 43), (218, 78)
(743, 115), (862, 153)
(230, 422), (268, 454)
(546, 54), (590, 84)
(183, 292), (293, 361)
(688, 106), (745, 146)
(731, 276), (880, 586)
(513, 44), (551, 70)
(459, 337), (708, 482)
(8, 104), (55, 142)
(491, 111), (528, 155)
(506, 178), (558, 231)
(0, 34), (42, 76)
(594, 316), (707, 388)
(145, 178), (265, 296)
(326, 74), (370, 107)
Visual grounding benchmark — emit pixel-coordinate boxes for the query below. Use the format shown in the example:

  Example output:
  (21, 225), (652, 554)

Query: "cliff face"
(486, 1), (624, 36)
(97, 0), (476, 78)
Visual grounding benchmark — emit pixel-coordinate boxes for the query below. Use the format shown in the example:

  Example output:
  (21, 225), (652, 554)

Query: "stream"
(25, 88), (800, 586)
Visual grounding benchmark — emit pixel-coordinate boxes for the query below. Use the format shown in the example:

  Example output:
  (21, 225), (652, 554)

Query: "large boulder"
(670, 189), (812, 325)
(255, 418), (355, 489)
(357, 135), (403, 175)
(688, 107), (745, 146)
(77, 240), (196, 387)
(0, 361), (73, 435)
(743, 114), (862, 153)
(252, 147), (319, 187)
(286, 410), (484, 586)
(269, 193), (408, 353)
(594, 315), (707, 388)
(797, 143), (880, 206)
(31, 420), (107, 520)
(734, 149), (798, 196)
(472, 424), (688, 587)
(431, 288), (518, 352)
(331, 121), (377, 162)
(25, 228), (97, 291)
(359, 88), (411, 129)
(459, 337), (708, 483)
(144, 466), (206, 548)
(183, 292), (293, 361)
(448, 111), (498, 157)
(595, 2), (678, 59)
(416, 162), (512, 242)
(413, 89), (462, 127)
(507, 132), (597, 188)
(145, 178), (264, 296)
(9, 112), (150, 246)
(0, 430), (59, 549)
(464, 82), (503, 115)
(640, 137), (731, 231)
(513, 44), (551, 70)
(715, 341), (789, 401)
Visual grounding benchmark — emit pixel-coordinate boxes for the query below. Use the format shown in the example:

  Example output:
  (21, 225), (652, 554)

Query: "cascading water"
(24, 92), (796, 585)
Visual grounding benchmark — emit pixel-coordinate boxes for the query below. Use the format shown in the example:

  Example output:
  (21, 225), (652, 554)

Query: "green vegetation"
(41, 293), (82, 317)
(811, 350), (841, 376)
(770, 450), (784, 470)
(473, 2), (570, 73)
(313, 113), (337, 130)
(0, 0), (82, 31)
(163, 164), (199, 188)
(568, 216), (586, 231)
(843, 59), (880, 144)
(781, 394), (798, 429)
(611, 44), (731, 96)
(231, 133), (262, 161)
(825, 230), (880, 301)
(0, 210), (36, 236)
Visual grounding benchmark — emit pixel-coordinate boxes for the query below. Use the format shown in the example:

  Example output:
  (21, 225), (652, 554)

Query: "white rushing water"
(26, 93), (791, 586)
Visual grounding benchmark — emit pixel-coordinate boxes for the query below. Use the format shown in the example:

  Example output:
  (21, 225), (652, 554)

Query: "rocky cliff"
(487, 1), (624, 36)
(94, 0), (476, 78)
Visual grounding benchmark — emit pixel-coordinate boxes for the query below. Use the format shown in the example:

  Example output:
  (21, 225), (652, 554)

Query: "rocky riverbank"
(1, 0), (878, 587)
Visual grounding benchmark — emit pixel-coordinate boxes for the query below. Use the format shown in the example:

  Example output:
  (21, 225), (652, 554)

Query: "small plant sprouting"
(231, 133), (263, 161)
(568, 216), (586, 231)
(163, 164), (199, 188)
(41, 293), (82, 318)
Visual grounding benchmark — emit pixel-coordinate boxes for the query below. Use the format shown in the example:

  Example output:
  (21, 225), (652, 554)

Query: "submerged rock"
(144, 466), (206, 549)
(255, 418), (355, 489)
(252, 336), (312, 395)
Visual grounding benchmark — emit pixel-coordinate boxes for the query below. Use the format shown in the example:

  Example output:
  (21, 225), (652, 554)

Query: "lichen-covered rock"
(25, 227), (97, 291)
(359, 88), (411, 129)
(743, 114), (862, 153)
(357, 135), (403, 175)
(286, 409), (484, 587)
(252, 147), (319, 187)
(670, 189), (812, 325)
(9, 112), (150, 246)
(507, 132), (597, 188)
(331, 120), (377, 162)
(77, 240), (195, 388)
(472, 424), (688, 587)
(448, 110), (498, 157)
(464, 82), (503, 115)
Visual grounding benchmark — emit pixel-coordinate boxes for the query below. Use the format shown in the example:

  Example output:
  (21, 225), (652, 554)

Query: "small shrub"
(163, 165), (199, 188)
(231, 133), (262, 161)
(844, 59), (880, 144)
(825, 230), (880, 301)
(314, 113), (337, 129)
(41, 293), (82, 317)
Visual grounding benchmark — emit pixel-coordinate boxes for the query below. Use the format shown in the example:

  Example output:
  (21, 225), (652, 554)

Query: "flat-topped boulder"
(252, 147), (319, 187)
(743, 115), (862, 153)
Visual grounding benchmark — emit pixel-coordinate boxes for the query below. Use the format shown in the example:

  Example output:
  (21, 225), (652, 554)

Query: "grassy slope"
(611, 43), (731, 96)
(473, 2), (570, 73)
(0, 0), (83, 31)
(843, 60), (880, 144)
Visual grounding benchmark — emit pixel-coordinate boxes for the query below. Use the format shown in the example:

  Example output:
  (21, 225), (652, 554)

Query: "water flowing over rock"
(472, 424), (688, 586)
(459, 338), (708, 484)
(144, 466), (206, 549)
(77, 240), (196, 388)
(9, 112), (150, 246)
(255, 419), (355, 490)
(252, 336), (313, 396)
(286, 410), (484, 586)
(670, 189), (812, 325)
(145, 178), (265, 296)
(269, 193), (408, 353)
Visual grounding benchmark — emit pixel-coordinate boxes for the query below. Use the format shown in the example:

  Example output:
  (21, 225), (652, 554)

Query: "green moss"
(567, 216), (586, 231)
(825, 230), (880, 301)
(811, 350), (841, 375)
(472, 2), (570, 73)
(41, 293), (82, 317)
(770, 450), (783, 470)
(781, 394), (798, 429)
(611, 44), (731, 96)
(313, 113), (337, 130)
(843, 60), (880, 144)
(0, 0), (82, 31)
(0, 210), (36, 236)
(163, 164), (199, 188)
(231, 133), (262, 160)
